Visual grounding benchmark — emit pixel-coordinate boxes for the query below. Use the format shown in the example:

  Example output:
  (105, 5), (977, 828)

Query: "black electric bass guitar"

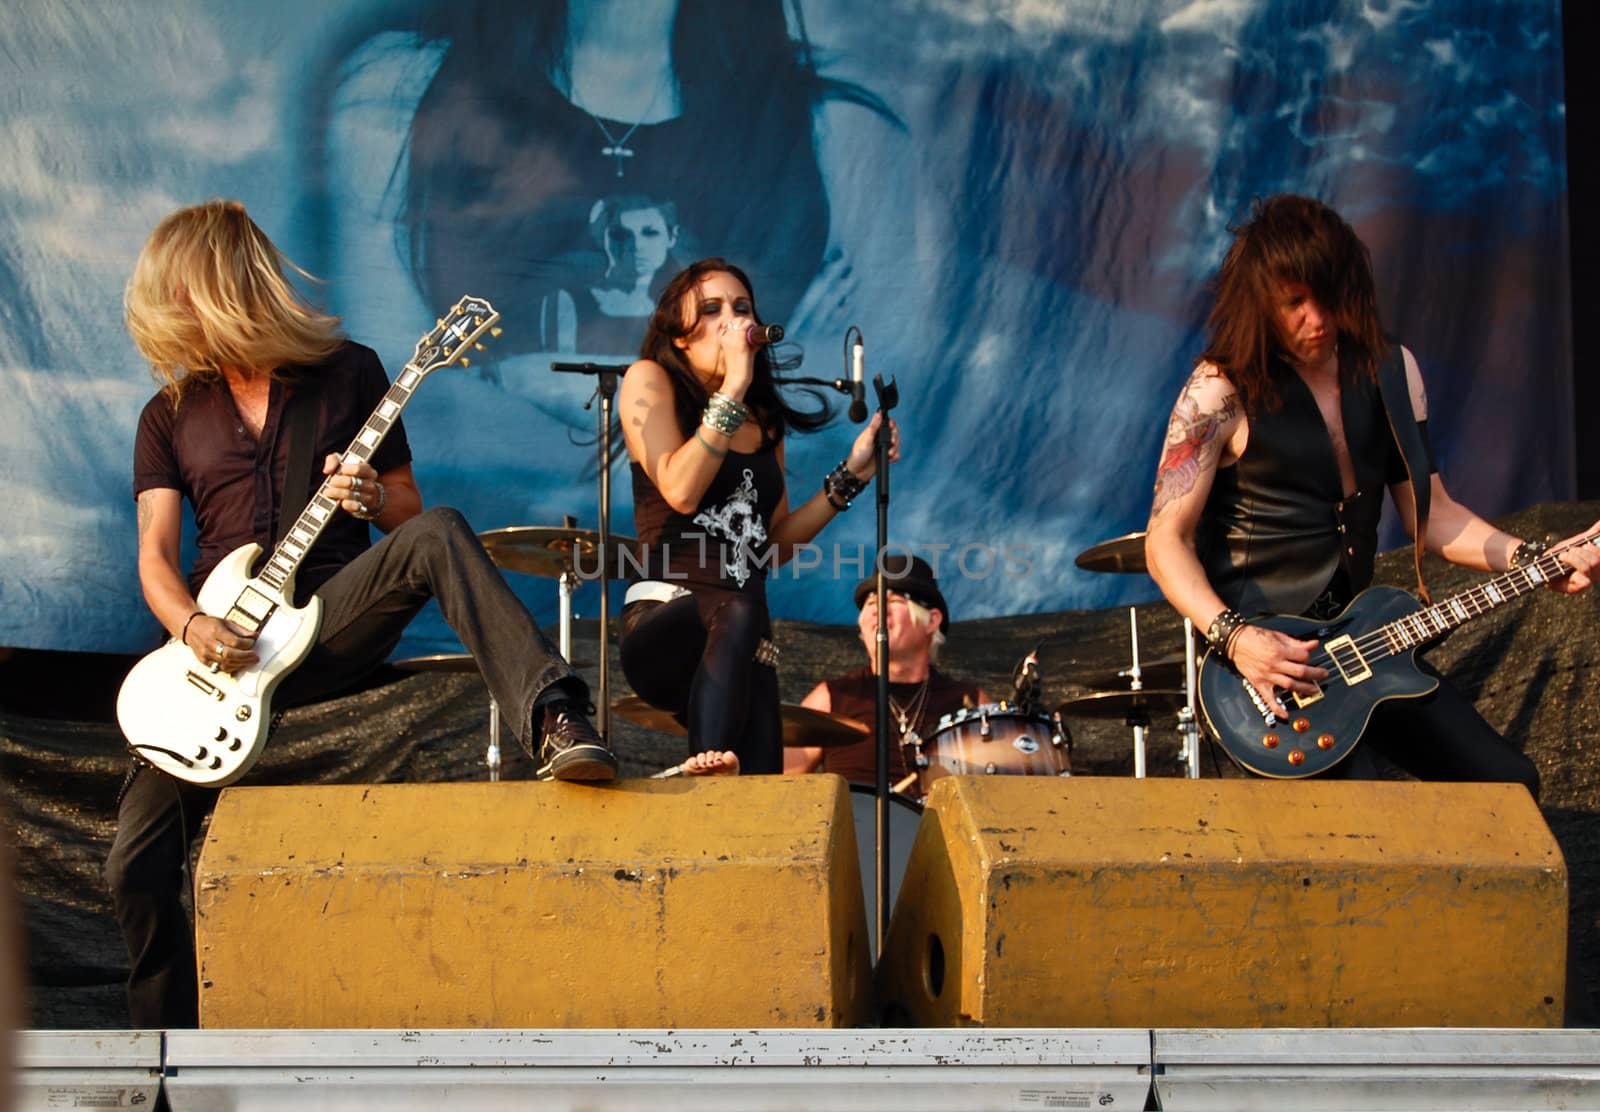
(1199, 532), (1599, 778)
(116, 296), (501, 786)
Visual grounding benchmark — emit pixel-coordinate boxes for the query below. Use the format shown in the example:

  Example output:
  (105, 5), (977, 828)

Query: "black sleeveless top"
(1198, 354), (1407, 618)
(822, 665), (982, 788)
(630, 436), (785, 593)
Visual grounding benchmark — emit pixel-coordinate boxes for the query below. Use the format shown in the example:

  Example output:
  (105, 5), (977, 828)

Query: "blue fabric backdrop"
(0, 0), (1573, 658)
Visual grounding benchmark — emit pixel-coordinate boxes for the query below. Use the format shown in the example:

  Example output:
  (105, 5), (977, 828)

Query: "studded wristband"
(823, 459), (867, 511)
(1206, 608), (1248, 657)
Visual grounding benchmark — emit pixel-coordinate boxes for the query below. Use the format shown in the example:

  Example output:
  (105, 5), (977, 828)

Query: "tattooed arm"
(1144, 363), (1324, 714)
(1143, 361), (1244, 629)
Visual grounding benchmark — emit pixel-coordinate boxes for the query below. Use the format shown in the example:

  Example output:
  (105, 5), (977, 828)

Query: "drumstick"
(650, 751), (741, 779)
(891, 771), (920, 795)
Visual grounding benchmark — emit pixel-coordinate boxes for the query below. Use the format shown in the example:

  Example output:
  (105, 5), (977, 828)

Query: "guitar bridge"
(1323, 634), (1372, 685)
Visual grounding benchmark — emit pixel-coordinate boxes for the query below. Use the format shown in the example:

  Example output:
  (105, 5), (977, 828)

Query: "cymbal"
(1055, 689), (1187, 720)
(612, 696), (871, 748)
(479, 525), (639, 579)
(1074, 531), (1148, 574)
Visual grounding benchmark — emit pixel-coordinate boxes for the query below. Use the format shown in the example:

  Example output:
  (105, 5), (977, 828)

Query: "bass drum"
(848, 784), (923, 959)
(918, 702), (1071, 797)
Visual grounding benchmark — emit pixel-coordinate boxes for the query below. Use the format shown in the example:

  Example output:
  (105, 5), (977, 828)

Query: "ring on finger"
(352, 476), (362, 494)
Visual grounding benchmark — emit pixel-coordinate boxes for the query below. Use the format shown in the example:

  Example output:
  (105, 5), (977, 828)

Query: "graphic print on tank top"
(691, 468), (768, 588)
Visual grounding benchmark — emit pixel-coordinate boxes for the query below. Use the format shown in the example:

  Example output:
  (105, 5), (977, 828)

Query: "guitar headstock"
(409, 295), (502, 376)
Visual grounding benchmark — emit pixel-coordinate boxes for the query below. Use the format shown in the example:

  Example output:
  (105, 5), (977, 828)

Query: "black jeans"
(1326, 661), (1540, 798)
(103, 507), (582, 1027)
(619, 588), (782, 775)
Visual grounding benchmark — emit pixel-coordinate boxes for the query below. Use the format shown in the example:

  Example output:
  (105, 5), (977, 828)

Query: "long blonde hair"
(124, 200), (344, 397)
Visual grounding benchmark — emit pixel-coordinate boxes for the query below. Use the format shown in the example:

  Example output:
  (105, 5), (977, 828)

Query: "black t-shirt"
(133, 342), (412, 600)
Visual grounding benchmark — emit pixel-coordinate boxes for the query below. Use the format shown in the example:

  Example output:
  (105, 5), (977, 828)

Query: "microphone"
(747, 323), (785, 345)
(848, 335), (867, 422)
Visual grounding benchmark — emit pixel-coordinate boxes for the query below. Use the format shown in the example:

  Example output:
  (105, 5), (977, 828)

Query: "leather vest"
(1198, 356), (1403, 617)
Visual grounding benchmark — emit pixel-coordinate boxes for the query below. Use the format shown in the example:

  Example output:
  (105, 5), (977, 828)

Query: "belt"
(625, 580), (694, 606)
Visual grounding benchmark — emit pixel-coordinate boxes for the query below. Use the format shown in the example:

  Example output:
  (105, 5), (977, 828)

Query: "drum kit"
(397, 523), (1203, 784)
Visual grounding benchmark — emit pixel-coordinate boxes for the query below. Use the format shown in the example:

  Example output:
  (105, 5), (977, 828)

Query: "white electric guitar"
(116, 296), (501, 786)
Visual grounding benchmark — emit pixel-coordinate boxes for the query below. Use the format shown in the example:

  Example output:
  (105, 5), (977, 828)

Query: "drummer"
(786, 555), (985, 791)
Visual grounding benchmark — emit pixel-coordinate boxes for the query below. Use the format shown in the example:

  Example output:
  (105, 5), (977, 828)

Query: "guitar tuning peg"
(460, 357), (471, 368)
(435, 318), (444, 327)
(473, 343), (486, 351)
(490, 327), (503, 338)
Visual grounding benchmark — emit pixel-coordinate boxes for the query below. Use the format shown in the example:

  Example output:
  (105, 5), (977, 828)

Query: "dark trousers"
(619, 588), (782, 774)
(1327, 661), (1540, 798)
(104, 507), (581, 1027)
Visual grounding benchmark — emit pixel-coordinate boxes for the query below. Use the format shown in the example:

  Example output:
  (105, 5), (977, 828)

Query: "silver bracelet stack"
(702, 392), (748, 437)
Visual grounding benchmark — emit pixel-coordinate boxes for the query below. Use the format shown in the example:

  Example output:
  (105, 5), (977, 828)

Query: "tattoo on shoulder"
(136, 493), (154, 538)
(1150, 373), (1239, 516)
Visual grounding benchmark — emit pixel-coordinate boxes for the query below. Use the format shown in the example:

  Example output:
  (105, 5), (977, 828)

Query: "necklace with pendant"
(579, 77), (669, 179)
(888, 675), (931, 751)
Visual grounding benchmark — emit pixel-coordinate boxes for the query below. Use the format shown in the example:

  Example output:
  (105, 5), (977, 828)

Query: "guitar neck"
(1379, 534), (1599, 654)
(252, 362), (430, 598)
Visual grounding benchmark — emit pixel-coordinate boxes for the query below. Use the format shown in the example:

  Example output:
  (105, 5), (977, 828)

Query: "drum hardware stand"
(1177, 617), (1202, 778)
(486, 698), (502, 782)
(551, 362), (629, 743)
(1126, 606), (1149, 778)
(557, 514), (580, 662)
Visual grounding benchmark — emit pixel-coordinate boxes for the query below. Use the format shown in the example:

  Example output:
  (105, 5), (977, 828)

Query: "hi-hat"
(1055, 689), (1187, 720)
(1080, 654), (1186, 690)
(613, 695), (870, 748)
(1074, 531), (1148, 574)
(479, 525), (638, 579)
(393, 653), (480, 674)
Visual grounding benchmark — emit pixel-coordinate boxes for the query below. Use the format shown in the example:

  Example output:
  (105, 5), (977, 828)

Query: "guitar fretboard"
(1374, 537), (1598, 658)
(254, 367), (427, 596)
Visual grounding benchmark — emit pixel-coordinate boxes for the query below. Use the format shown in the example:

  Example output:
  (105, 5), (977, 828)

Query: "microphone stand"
(868, 373), (899, 956)
(551, 361), (630, 743)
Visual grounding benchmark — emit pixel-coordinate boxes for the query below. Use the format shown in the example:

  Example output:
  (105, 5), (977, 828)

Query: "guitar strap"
(1376, 341), (1433, 604)
(275, 379), (322, 545)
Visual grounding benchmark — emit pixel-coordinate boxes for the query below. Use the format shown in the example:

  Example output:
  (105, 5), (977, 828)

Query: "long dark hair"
(641, 258), (830, 441)
(1201, 194), (1388, 413)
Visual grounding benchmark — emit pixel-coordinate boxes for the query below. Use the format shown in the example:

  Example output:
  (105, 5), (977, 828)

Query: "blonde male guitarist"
(1144, 194), (1599, 793)
(106, 200), (615, 1029)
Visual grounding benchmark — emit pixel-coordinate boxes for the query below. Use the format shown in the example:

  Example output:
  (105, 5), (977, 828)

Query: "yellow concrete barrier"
(876, 777), (1565, 1028)
(196, 777), (870, 1028)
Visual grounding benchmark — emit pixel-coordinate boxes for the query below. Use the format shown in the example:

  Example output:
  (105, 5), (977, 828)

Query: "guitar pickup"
(1323, 634), (1372, 685)
(184, 672), (226, 701)
(226, 585), (278, 634)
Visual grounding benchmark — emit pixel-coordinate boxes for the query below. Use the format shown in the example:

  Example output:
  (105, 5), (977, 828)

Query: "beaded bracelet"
(352, 480), (387, 521)
(822, 460), (867, 511)
(1511, 537), (1550, 569)
(1206, 608), (1248, 657)
(702, 392), (748, 437)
